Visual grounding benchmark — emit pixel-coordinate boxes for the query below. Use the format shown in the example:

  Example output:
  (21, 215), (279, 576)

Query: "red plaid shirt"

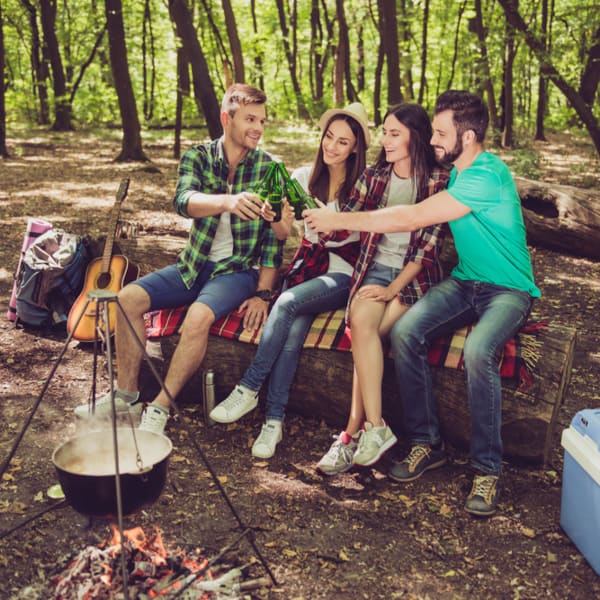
(282, 238), (360, 289)
(329, 163), (449, 321)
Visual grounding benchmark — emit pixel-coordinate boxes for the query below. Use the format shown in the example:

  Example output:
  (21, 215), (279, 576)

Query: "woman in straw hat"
(209, 102), (371, 459)
(316, 103), (450, 474)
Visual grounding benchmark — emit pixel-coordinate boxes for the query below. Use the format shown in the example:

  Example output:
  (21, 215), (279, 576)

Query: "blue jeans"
(241, 272), (351, 420)
(135, 263), (258, 320)
(390, 277), (533, 475)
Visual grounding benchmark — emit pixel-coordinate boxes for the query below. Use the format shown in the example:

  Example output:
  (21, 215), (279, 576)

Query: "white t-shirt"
(208, 182), (235, 262)
(292, 165), (358, 277)
(373, 174), (416, 268)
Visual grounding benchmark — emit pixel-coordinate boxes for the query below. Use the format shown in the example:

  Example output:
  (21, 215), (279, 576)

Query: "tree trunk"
(472, 0), (500, 134)
(274, 0), (309, 118)
(250, 0), (264, 91)
(578, 24), (600, 108)
(198, 0), (232, 85)
(446, 0), (466, 90)
(515, 176), (600, 260)
(497, 0), (600, 156)
(0, 1), (8, 158)
(501, 17), (516, 148)
(221, 0), (245, 82)
(39, 0), (73, 131)
(534, 0), (549, 141)
(378, 0), (402, 105)
(142, 0), (156, 121)
(417, 0), (429, 105)
(309, 0), (329, 102)
(373, 21), (384, 126)
(398, 0), (413, 100)
(20, 0), (50, 125)
(169, 0), (222, 140)
(336, 0), (358, 102)
(105, 0), (148, 161)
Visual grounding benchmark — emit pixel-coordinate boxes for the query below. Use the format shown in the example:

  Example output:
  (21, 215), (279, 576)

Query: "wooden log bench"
(119, 231), (576, 466)
(143, 307), (575, 466)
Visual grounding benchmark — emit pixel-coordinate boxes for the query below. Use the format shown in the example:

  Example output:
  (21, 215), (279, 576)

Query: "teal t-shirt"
(447, 152), (541, 298)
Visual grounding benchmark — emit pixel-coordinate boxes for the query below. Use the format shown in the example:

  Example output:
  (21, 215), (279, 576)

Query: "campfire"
(50, 525), (263, 599)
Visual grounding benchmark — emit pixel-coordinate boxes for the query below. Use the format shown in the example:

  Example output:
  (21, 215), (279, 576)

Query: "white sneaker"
(209, 384), (258, 423)
(139, 404), (169, 434)
(251, 420), (283, 459)
(353, 421), (397, 466)
(74, 390), (143, 419)
(316, 432), (360, 475)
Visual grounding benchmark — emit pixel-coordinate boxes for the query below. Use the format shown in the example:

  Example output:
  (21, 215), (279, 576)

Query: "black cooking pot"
(52, 428), (172, 518)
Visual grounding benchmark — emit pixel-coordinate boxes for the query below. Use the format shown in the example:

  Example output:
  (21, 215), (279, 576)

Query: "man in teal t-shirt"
(304, 90), (539, 517)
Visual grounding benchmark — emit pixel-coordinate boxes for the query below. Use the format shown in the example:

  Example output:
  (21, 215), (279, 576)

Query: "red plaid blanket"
(144, 306), (545, 387)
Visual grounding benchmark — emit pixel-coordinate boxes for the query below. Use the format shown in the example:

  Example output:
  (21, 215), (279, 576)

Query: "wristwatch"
(254, 289), (273, 302)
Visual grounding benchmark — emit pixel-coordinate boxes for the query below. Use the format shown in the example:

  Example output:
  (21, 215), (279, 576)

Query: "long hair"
(308, 115), (368, 208)
(375, 103), (437, 194)
(435, 90), (489, 142)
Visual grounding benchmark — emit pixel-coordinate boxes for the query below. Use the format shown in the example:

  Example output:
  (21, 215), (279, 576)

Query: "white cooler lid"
(561, 427), (600, 486)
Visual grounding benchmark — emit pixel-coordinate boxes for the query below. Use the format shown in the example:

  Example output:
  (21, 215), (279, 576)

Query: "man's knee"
(181, 303), (215, 337)
(118, 283), (150, 317)
(463, 337), (496, 372)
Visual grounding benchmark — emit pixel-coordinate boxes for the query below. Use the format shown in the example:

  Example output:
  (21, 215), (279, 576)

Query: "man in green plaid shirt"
(74, 84), (287, 435)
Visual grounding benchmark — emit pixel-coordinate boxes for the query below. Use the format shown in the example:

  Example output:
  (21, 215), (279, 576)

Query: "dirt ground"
(1, 129), (599, 599)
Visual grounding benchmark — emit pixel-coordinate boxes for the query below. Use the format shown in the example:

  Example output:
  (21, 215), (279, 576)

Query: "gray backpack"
(15, 229), (90, 328)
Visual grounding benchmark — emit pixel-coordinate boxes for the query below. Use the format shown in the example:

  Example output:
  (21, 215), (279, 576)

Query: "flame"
(107, 524), (167, 566)
(54, 525), (214, 598)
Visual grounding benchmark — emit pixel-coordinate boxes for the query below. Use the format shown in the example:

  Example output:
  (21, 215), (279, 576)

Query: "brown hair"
(221, 83), (267, 118)
(308, 114), (368, 208)
(434, 90), (489, 142)
(375, 103), (437, 196)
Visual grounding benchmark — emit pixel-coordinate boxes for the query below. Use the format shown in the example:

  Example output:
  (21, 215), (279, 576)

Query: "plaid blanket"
(144, 306), (545, 387)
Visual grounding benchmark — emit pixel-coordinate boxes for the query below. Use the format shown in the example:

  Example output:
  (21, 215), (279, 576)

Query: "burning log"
(50, 525), (259, 599)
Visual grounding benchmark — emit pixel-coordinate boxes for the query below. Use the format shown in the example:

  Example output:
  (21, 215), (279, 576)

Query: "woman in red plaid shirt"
(317, 103), (449, 475)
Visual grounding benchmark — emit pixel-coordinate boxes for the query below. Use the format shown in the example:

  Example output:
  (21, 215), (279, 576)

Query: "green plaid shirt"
(173, 138), (284, 288)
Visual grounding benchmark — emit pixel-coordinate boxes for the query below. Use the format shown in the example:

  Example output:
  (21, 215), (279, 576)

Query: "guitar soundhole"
(97, 272), (112, 289)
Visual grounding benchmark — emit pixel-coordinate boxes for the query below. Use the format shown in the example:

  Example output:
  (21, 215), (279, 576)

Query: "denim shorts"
(135, 263), (259, 320)
(361, 261), (403, 288)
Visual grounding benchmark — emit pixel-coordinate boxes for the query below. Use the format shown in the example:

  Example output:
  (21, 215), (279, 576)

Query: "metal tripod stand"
(0, 289), (277, 594)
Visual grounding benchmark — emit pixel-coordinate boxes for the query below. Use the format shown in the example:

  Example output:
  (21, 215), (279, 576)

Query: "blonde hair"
(221, 83), (267, 118)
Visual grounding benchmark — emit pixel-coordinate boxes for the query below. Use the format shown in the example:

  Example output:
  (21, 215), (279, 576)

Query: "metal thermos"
(202, 369), (217, 426)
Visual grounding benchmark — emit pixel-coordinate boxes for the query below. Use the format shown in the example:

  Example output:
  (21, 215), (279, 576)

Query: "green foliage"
(501, 147), (542, 180)
(0, 0), (598, 154)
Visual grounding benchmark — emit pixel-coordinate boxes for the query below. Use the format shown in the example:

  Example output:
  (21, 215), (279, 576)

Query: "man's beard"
(436, 137), (463, 165)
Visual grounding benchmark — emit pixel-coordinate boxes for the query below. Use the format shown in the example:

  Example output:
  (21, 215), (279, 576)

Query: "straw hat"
(317, 102), (371, 148)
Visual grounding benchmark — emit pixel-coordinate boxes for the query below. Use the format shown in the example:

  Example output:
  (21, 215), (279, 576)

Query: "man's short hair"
(221, 84), (267, 118)
(435, 90), (489, 142)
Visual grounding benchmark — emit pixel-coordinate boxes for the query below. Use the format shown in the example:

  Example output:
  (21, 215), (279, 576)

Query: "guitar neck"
(100, 178), (130, 274)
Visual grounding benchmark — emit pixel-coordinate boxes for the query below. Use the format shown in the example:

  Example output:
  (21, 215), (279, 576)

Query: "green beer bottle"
(254, 161), (277, 203)
(279, 165), (305, 220)
(287, 175), (319, 213)
(268, 164), (283, 223)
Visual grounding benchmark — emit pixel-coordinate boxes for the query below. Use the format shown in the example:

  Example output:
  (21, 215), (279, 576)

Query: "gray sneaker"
(251, 420), (283, 459)
(74, 390), (143, 419)
(465, 474), (500, 516)
(139, 404), (169, 435)
(388, 443), (447, 482)
(352, 422), (398, 466)
(316, 432), (360, 475)
(209, 384), (259, 423)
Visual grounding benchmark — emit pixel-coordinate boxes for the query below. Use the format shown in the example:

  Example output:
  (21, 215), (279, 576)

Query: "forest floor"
(0, 126), (599, 599)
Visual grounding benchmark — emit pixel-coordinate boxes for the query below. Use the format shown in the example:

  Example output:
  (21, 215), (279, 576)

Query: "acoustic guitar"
(67, 178), (140, 341)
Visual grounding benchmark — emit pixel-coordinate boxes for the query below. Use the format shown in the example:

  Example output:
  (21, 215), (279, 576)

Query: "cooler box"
(560, 408), (600, 575)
